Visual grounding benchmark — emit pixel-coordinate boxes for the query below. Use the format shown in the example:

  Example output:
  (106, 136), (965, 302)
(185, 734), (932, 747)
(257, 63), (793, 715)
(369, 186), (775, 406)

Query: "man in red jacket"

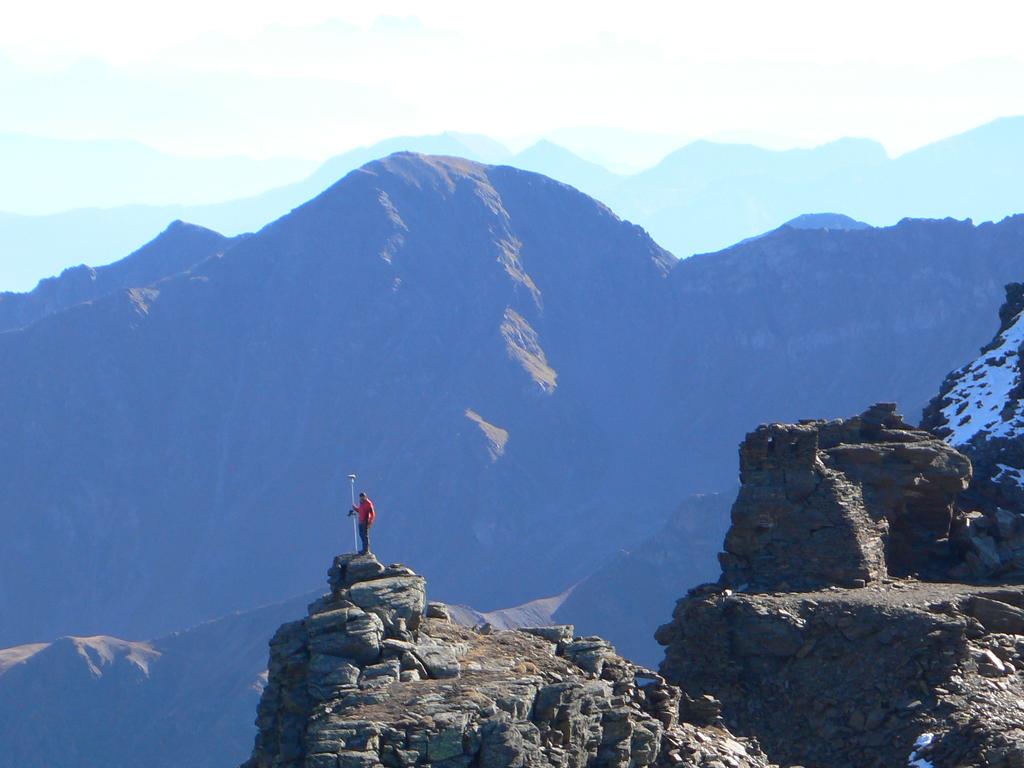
(349, 492), (376, 555)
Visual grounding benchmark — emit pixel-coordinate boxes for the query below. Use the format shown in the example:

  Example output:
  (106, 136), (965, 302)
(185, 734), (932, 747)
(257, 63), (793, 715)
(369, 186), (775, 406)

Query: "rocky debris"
(924, 282), (1024, 581)
(720, 403), (971, 591)
(241, 553), (775, 768)
(658, 581), (1024, 768)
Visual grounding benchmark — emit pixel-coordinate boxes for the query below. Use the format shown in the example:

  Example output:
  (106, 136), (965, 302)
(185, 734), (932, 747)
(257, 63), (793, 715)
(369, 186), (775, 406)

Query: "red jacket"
(355, 497), (376, 525)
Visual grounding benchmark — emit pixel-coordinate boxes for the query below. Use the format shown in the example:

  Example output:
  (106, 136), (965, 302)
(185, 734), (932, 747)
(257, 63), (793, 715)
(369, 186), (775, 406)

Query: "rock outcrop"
(658, 404), (1024, 768)
(241, 553), (775, 768)
(720, 403), (971, 590)
(658, 581), (1024, 767)
(924, 282), (1024, 579)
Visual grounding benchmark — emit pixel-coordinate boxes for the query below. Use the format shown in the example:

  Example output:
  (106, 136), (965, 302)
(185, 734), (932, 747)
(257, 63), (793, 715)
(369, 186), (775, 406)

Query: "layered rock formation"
(720, 403), (970, 590)
(658, 404), (1024, 768)
(241, 553), (775, 768)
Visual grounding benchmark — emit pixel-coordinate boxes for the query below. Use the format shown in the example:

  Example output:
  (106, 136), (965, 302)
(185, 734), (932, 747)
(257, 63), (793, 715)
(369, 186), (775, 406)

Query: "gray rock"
(426, 602), (451, 621)
(412, 642), (461, 680)
(359, 660), (401, 689)
(328, 553), (386, 592)
(308, 654), (360, 701)
(478, 721), (527, 768)
(969, 596), (1024, 635)
(348, 576), (427, 634)
(335, 750), (383, 768)
(518, 625), (574, 645)
(720, 405), (972, 592)
(307, 607), (384, 664)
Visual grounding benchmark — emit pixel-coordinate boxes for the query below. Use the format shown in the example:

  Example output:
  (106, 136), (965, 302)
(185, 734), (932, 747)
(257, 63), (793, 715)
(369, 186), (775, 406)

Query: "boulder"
(969, 596), (1024, 635)
(348, 576), (426, 633)
(412, 642), (460, 679)
(307, 607), (384, 664)
(328, 553), (386, 592)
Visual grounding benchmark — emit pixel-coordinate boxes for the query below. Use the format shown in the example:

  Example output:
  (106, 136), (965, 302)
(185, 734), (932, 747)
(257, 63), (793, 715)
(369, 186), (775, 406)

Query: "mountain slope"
(554, 493), (733, 667)
(0, 220), (235, 331)
(653, 214), (1024, 495)
(5, 157), (1024, 653)
(0, 153), (675, 646)
(0, 594), (313, 768)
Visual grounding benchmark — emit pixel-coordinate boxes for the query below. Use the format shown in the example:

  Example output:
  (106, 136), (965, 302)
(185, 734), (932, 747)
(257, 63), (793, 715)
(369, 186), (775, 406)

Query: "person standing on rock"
(348, 492), (376, 554)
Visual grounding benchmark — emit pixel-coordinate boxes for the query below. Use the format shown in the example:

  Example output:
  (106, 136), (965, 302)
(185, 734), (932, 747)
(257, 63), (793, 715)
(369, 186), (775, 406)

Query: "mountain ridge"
(5, 116), (1024, 291)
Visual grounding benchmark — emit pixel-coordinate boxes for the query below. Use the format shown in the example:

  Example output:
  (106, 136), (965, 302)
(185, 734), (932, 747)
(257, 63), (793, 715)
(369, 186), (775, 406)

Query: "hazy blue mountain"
(0, 593), (313, 768)
(736, 212), (871, 246)
(601, 137), (888, 255)
(848, 115), (1024, 224)
(6, 117), (1024, 292)
(4, 155), (1024, 657)
(0, 131), (315, 215)
(781, 212), (870, 230)
(605, 116), (1024, 258)
(0, 133), (514, 291)
(0, 154), (677, 647)
(511, 140), (621, 196)
(0, 221), (236, 332)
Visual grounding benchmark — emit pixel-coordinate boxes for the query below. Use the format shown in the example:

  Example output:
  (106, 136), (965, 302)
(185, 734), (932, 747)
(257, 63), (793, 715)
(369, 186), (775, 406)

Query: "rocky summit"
(241, 552), (775, 768)
(658, 404), (1024, 768)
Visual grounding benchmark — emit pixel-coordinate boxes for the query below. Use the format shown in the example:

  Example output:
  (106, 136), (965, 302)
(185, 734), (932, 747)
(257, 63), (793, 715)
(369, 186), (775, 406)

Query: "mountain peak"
(360, 151), (491, 192)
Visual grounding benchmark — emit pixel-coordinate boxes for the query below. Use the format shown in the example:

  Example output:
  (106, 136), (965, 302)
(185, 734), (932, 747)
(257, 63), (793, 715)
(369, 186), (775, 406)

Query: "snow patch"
(907, 732), (935, 768)
(993, 463), (1024, 487)
(940, 310), (1024, 445)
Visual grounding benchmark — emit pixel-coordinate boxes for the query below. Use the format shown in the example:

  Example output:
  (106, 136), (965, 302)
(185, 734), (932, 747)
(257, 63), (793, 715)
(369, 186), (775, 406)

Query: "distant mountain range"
(0, 592), (312, 768)
(3, 116), (1024, 291)
(0, 221), (238, 332)
(4, 153), (1024, 655)
(0, 131), (316, 214)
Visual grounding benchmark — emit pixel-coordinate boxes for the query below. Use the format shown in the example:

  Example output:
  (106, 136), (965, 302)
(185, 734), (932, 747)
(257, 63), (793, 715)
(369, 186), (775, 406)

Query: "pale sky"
(2, 1), (1024, 165)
